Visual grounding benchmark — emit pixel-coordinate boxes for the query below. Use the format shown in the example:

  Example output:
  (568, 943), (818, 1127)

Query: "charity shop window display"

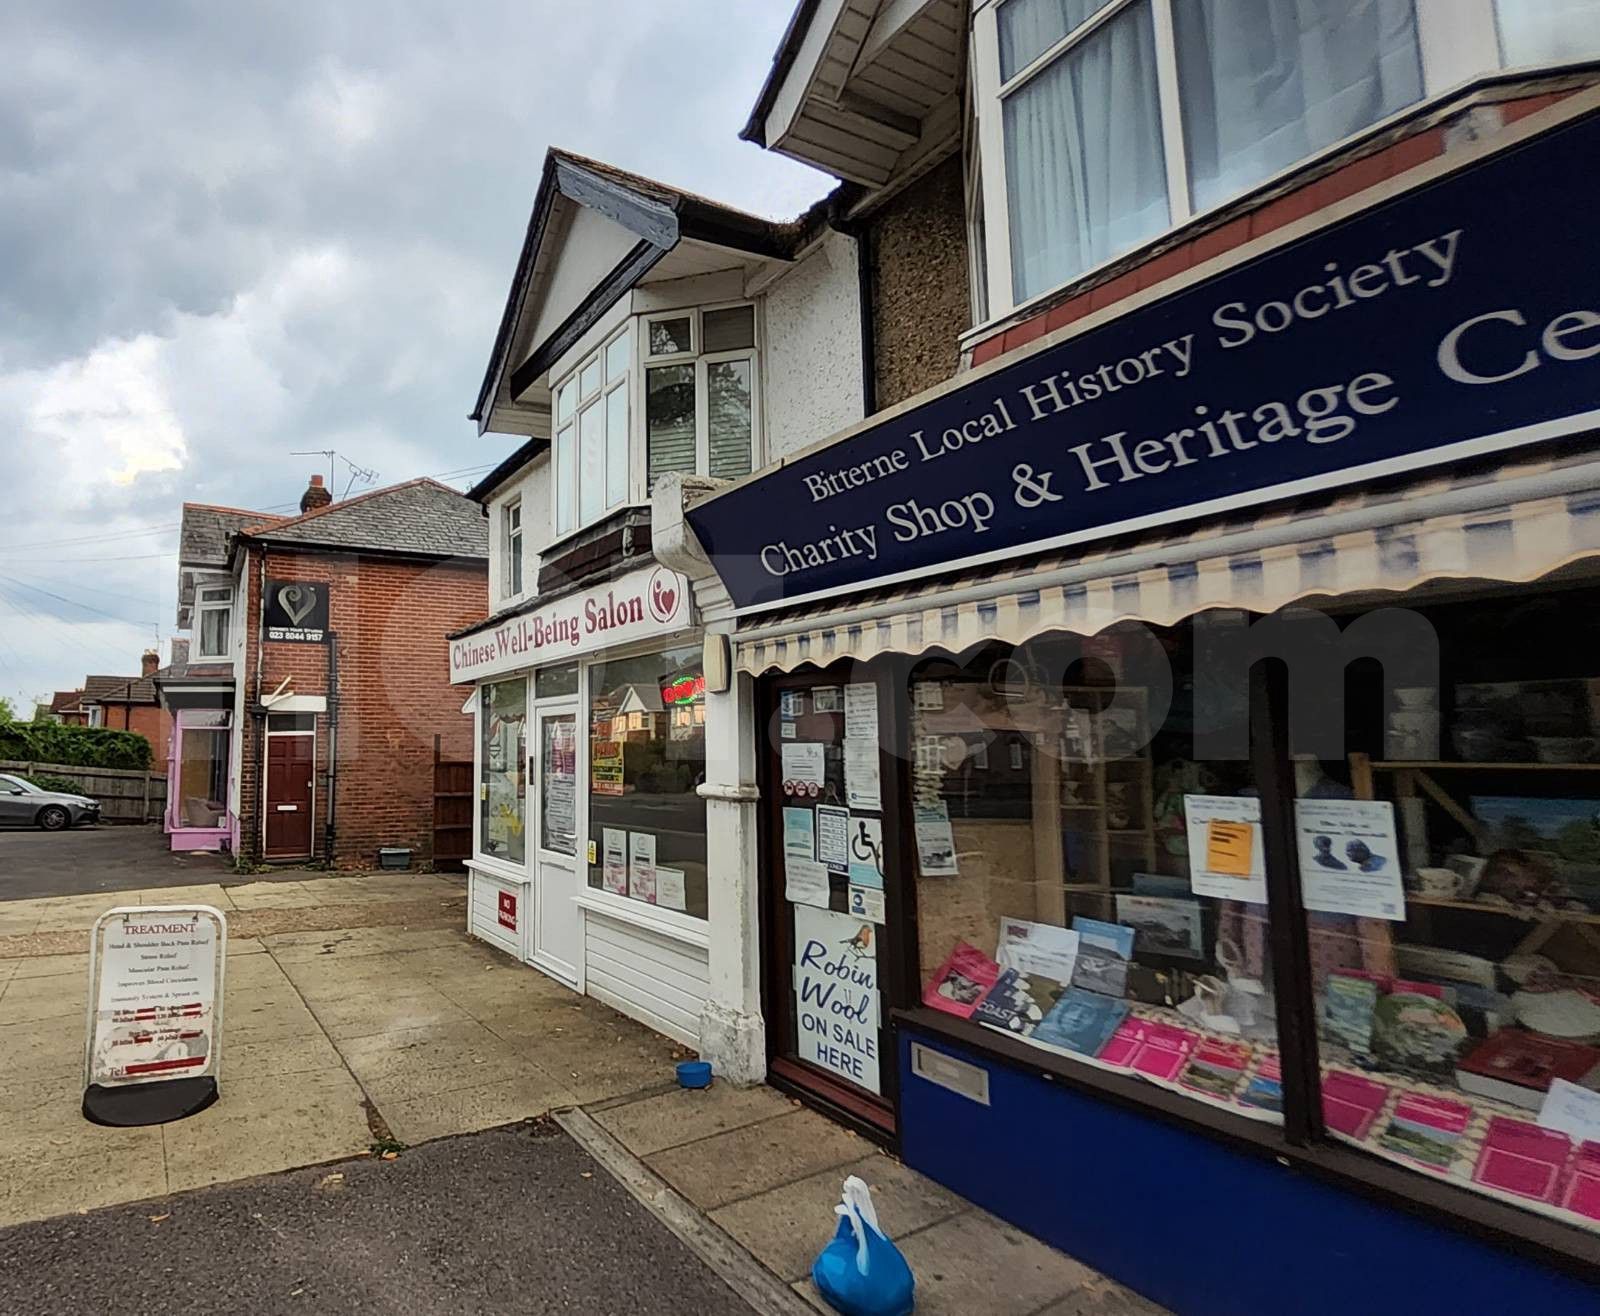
(1302, 589), (1600, 1232)
(586, 645), (707, 918)
(914, 628), (1286, 1125)
(480, 678), (527, 864)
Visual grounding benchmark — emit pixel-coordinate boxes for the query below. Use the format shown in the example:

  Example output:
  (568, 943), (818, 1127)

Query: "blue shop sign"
(687, 110), (1600, 613)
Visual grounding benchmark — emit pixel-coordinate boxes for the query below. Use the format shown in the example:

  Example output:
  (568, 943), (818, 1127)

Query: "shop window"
(535, 664), (579, 699)
(645, 305), (758, 489)
(480, 677), (527, 864)
(1496, 0), (1600, 65)
(914, 630), (1275, 1121)
(586, 644), (707, 918)
(195, 585), (233, 660)
(914, 590), (1600, 1237)
(176, 710), (230, 830)
(502, 498), (523, 598)
(552, 328), (629, 537)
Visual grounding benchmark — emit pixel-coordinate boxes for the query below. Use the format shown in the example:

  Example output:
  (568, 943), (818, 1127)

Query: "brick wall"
(100, 702), (171, 772)
(237, 547), (487, 868)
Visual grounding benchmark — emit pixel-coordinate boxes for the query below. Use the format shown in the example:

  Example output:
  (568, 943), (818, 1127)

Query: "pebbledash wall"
(235, 546), (485, 867)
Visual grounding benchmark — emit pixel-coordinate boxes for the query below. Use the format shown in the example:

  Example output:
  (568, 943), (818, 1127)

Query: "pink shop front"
(153, 669), (239, 855)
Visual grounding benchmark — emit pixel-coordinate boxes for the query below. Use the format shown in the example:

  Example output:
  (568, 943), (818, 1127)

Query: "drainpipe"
(252, 548), (267, 865)
(324, 634), (339, 864)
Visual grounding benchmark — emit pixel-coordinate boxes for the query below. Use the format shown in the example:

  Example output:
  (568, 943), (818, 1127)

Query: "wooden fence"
(0, 759), (167, 824)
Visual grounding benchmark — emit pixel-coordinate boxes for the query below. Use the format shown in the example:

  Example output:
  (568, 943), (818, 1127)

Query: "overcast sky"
(0, 1), (826, 714)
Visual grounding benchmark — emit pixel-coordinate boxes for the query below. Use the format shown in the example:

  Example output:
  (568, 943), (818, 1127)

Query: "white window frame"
(194, 584), (234, 661)
(551, 328), (631, 538)
(641, 303), (762, 488)
(502, 498), (523, 598)
(970, 0), (1579, 323)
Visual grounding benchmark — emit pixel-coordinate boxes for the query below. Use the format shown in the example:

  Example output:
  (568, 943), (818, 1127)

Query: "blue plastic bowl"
(676, 1060), (713, 1089)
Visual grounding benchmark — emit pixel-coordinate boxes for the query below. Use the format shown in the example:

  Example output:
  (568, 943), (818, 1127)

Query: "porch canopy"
(732, 447), (1600, 676)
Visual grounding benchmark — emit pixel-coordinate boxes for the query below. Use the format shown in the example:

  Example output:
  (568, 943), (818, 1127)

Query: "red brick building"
(80, 652), (172, 771)
(155, 476), (488, 866)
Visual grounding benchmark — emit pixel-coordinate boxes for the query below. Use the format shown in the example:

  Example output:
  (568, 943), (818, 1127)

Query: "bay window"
(977, 0), (1597, 315)
(553, 328), (630, 538)
(645, 305), (758, 489)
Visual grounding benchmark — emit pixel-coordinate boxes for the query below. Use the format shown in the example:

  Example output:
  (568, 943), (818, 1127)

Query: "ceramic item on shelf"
(1451, 726), (1505, 762)
(1394, 687), (1438, 709)
(1513, 989), (1600, 1042)
(1104, 781), (1132, 830)
(1445, 854), (1487, 897)
(1414, 867), (1460, 899)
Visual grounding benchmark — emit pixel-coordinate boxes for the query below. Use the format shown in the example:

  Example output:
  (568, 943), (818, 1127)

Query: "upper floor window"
(645, 304), (758, 489)
(195, 585), (233, 660)
(1496, 0), (1600, 65)
(985, 0), (1423, 305)
(553, 329), (630, 538)
(503, 498), (524, 597)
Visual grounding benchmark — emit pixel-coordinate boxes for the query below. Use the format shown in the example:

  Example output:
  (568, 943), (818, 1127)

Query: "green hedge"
(0, 723), (153, 770)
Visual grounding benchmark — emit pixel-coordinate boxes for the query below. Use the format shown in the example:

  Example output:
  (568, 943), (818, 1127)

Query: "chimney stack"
(301, 473), (333, 514)
(141, 649), (160, 678)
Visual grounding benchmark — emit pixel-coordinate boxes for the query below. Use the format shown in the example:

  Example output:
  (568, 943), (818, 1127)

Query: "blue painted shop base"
(897, 1027), (1600, 1316)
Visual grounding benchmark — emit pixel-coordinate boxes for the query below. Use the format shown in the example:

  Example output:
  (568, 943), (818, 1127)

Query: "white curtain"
(1003, 0), (1169, 302)
(1496, 0), (1600, 65)
(1175, 0), (1423, 213)
(998, 0), (1116, 79)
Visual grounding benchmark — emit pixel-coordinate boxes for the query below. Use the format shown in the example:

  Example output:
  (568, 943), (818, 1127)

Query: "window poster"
(783, 807), (815, 862)
(913, 801), (958, 876)
(848, 883), (886, 924)
(793, 904), (880, 1094)
(812, 686), (842, 713)
(844, 682), (878, 737)
(1182, 795), (1268, 904)
(1293, 798), (1405, 920)
(780, 742), (826, 798)
(786, 857), (831, 909)
(815, 804), (850, 874)
(656, 865), (687, 913)
(602, 828), (627, 895)
(591, 738), (625, 796)
(780, 689), (804, 719)
(628, 831), (657, 903)
(847, 814), (884, 890)
(844, 737), (881, 811)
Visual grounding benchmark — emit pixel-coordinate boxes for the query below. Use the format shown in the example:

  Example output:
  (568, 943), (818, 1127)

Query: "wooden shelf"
(1407, 895), (1600, 925)
(1372, 760), (1600, 771)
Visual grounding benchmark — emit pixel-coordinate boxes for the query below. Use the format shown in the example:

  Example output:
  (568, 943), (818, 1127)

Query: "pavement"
(0, 1122), (753, 1316)
(0, 823), (303, 900)
(0, 852), (1166, 1315)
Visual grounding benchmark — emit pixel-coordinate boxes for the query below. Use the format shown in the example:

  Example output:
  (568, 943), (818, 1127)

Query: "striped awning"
(733, 448), (1600, 675)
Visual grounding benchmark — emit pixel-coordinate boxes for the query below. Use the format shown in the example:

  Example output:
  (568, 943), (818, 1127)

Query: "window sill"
(465, 855), (528, 884)
(572, 891), (710, 949)
(898, 1007), (1600, 1281)
(538, 502), (651, 562)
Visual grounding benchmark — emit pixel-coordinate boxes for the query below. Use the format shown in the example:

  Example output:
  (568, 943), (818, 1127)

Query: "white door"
(530, 704), (582, 986)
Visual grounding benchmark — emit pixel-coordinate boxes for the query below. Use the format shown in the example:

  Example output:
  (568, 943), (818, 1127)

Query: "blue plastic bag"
(811, 1175), (915, 1316)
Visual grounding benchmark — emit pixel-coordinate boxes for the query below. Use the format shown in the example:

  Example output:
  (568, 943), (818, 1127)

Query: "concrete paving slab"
(1036, 1280), (1173, 1315)
(645, 1109), (867, 1211)
(305, 986), (476, 1041)
(381, 1072), (581, 1145)
(222, 1032), (346, 1079)
(0, 913), (41, 937)
(0, 1141), (170, 1228)
(335, 1020), (532, 1080)
(708, 1152), (969, 1283)
(0, 1016), (87, 1074)
(892, 1208), (1097, 1315)
(10, 953), (89, 980)
(0, 1064), (79, 1115)
(594, 1082), (795, 1158)
(0, 971), (89, 1021)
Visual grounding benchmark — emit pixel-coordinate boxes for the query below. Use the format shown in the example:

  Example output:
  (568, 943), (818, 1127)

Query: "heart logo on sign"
(648, 570), (678, 623)
(280, 585), (317, 625)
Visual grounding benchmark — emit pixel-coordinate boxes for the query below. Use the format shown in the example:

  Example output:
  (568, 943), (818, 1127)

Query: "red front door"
(265, 736), (314, 859)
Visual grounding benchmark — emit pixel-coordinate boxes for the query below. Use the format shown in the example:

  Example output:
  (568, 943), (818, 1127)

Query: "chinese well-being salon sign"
(450, 565), (691, 683)
(687, 111), (1600, 612)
